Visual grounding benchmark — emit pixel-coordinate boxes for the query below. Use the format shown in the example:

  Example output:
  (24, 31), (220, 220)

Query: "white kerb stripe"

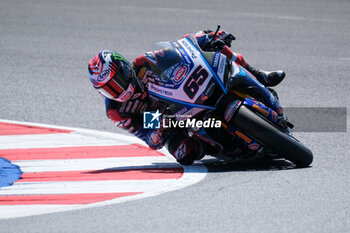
(14, 156), (178, 173)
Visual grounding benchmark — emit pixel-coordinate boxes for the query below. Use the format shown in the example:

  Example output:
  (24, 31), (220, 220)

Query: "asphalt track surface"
(0, 0), (349, 232)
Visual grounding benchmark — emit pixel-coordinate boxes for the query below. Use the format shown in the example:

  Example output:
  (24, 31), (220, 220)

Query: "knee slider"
(166, 133), (204, 165)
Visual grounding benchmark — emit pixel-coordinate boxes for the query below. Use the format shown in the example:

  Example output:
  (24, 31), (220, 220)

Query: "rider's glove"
(222, 33), (235, 47)
(204, 38), (226, 51)
(204, 30), (236, 51)
(214, 30), (236, 47)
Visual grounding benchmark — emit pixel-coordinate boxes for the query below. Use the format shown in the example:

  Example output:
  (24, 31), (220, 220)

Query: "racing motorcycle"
(144, 34), (313, 167)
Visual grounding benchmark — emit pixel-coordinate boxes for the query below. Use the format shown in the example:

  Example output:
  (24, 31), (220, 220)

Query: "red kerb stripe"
(0, 122), (72, 136)
(0, 144), (165, 161)
(0, 193), (142, 205)
(17, 167), (184, 182)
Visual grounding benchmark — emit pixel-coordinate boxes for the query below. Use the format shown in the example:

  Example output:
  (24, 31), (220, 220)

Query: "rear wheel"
(231, 105), (313, 167)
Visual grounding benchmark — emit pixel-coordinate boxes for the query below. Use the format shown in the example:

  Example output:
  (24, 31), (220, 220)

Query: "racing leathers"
(105, 30), (284, 165)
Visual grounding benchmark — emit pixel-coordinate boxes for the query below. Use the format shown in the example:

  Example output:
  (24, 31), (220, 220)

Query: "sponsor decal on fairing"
(212, 52), (226, 81)
(173, 65), (187, 83)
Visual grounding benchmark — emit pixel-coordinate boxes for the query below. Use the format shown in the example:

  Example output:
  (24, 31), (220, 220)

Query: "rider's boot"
(245, 65), (285, 87)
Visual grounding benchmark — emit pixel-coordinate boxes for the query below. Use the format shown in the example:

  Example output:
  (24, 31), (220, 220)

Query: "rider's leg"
(233, 52), (285, 87)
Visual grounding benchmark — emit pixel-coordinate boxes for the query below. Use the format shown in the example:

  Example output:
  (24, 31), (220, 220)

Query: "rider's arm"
(105, 97), (167, 150)
(182, 30), (245, 64)
(105, 98), (136, 133)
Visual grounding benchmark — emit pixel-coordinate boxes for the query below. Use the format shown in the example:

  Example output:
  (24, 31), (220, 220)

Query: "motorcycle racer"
(88, 29), (285, 165)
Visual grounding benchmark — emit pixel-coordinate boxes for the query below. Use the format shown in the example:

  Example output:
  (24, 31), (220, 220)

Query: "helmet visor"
(96, 74), (134, 102)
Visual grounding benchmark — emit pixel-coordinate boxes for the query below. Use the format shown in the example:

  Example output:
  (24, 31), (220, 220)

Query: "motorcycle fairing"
(229, 61), (280, 112)
(182, 36), (227, 93)
(211, 51), (227, 83)
(146, 37), (228, 110)
(243, 98), (279, 123)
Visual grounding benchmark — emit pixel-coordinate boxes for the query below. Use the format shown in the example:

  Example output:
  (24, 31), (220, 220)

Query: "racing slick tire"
(231, 105), (313, 167)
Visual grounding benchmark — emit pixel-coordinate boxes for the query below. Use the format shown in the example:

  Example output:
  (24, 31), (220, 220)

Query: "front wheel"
(231, 105), (313, 167)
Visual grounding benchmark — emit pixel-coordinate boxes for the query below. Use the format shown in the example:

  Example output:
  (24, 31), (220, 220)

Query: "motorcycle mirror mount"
(209, 25), (221, 43)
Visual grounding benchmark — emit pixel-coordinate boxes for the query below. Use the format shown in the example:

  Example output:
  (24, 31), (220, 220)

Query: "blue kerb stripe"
(0, 157), (22, 188)
(149, 91), (216, 110)
(184, 37), (227, 94)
